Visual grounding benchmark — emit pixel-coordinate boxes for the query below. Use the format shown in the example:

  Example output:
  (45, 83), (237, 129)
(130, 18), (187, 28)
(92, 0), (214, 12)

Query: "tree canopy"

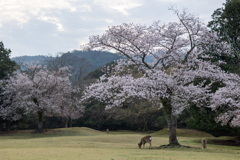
(0, 64), (83, 132)
(0, 42), (17, 79)
(208, 0), (240, 55)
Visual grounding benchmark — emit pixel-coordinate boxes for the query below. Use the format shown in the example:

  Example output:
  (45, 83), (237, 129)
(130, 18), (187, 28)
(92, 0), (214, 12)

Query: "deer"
(201, 138), (207, 149)
(138, 135), (152, 149)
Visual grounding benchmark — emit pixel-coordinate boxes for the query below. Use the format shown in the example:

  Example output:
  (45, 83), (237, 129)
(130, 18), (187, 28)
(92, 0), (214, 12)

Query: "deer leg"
(149, 141), (152, 149)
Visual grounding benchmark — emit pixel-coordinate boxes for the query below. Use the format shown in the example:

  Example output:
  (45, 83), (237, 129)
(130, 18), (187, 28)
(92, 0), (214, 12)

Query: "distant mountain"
(12, 50), (120, 79)
(12, 55), (52, 65)
(69, 50), (120, 72)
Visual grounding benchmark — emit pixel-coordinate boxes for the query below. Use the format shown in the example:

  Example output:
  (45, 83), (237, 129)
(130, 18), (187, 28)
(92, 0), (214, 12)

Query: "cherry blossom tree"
(83, 9), (240, 146)
(209, 78), (240, 127)
(53, 88), (84, 128)
(0, 64), (83, 132)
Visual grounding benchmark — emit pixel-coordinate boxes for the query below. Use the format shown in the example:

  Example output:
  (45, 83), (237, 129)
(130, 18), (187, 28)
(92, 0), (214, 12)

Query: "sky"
(0, 0), (226, 58)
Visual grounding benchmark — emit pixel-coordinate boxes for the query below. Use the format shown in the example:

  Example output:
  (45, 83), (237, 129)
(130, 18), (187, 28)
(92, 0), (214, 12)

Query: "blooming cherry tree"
(83, 9), (240, 146)
(209, 78), (240, 127)
(53, 88), (84, 128)
(0, 64), (83, 132)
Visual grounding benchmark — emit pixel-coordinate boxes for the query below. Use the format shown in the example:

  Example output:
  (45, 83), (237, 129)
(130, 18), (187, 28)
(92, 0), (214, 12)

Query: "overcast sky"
(0, 0), (225, 58)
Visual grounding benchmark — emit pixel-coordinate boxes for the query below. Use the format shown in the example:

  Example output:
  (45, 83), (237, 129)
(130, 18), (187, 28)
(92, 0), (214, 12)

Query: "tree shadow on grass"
(208, 139), (240, 146)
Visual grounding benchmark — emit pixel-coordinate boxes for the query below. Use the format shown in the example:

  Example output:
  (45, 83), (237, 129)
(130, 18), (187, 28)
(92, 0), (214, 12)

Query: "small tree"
(45, 53), (89, 127)
(54, 88), (84, 128)
(83, 9), (240, 146)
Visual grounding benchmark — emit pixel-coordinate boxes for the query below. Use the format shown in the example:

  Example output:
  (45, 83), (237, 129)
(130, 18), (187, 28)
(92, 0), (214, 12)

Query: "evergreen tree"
(0, 42), (17, 131)
(0, 42), (17, 79)
(208, 0), (240, 74)
(208, 0), (240, 56)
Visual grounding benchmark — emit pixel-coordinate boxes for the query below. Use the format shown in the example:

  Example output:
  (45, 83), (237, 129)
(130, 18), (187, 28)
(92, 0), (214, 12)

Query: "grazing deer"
(106, 129), (109, 134)
(138, 135), (152, 149)
(201, 138), (207, 149)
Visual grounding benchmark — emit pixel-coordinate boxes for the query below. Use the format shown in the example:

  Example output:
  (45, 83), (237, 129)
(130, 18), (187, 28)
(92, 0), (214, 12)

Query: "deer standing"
(201, 138), (207, 149)
(138, 135), (152, 149)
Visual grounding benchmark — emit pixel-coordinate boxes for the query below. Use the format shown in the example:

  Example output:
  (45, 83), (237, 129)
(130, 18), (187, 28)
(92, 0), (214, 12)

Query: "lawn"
(0, 127), (239, 160)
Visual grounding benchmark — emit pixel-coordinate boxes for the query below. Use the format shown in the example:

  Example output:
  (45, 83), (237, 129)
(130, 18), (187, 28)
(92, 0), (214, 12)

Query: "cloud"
(38, 15), (64, 31)
(104, 19), (113, 23)
(0, 0), (91, 27)
(78, 4), (92, 12)
(0, 0), (226, 58)
(155, 0), (180, 2)
(93, 0), (142, 15)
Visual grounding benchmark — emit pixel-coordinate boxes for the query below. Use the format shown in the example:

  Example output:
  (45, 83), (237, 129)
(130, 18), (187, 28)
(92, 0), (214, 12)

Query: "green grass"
(0, 127), (239, 160)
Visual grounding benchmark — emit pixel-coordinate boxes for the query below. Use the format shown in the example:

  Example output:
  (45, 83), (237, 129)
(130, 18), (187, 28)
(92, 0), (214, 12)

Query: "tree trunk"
(64, 117), (68, 128)
(37, 111), (44, 133)
(167, 113), (179, 145)
(162, 98), (180, 146)
(69, 117), (72, 128)
(143, 121), (148, 132)
(137, 122), (141, 131)
(6, 120), (11, 131)
(0, 121), (3, 133)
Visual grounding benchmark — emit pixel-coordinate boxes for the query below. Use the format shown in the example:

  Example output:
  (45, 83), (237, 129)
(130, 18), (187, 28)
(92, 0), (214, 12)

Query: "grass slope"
(0, 127), (239, 160)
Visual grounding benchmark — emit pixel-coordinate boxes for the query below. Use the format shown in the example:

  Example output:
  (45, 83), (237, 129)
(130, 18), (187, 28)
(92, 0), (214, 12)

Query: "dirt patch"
(208, 139), (240, 146)
(150, 144), (196, 149)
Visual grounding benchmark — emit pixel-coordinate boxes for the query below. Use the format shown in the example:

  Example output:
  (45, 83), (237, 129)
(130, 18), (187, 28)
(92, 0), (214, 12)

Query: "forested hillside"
(12, 55), (52, 65)
(12, 50), (119, 76)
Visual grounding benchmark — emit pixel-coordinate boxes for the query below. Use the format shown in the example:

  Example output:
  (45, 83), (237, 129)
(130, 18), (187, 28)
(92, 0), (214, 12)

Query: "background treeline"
(2, 49), (238, 137)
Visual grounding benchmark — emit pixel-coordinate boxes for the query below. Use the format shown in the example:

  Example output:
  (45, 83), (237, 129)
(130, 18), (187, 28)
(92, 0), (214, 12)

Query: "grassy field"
(0, 127), (239, 160)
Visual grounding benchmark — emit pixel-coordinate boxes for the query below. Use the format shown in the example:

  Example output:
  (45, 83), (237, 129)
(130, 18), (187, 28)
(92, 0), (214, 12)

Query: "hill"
(12, 55), (52, 65)
(12, 50), (120, 77)
(67, 50), (119, 73)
